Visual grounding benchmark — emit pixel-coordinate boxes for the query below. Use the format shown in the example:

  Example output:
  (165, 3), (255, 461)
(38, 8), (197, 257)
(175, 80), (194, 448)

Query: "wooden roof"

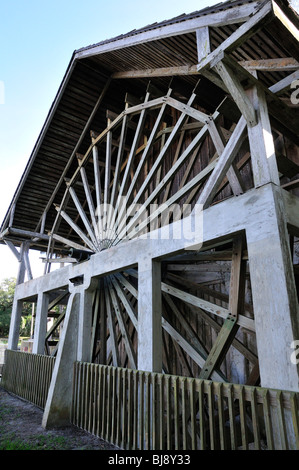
(1, 0), (298, 253)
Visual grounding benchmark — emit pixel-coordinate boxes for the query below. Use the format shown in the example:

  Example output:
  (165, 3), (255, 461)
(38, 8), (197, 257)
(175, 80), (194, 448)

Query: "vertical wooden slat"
(262, 389), (274, 450)
(101, 365), (108, 438)
(173, 376), (179, 450)
(84, 363), (91, 432)
(127, 369), (133, 450)
(106, 366), (112, 442)
(92, 364), (99, 436)
(152, 373), (157, 450)
(110, 367), (117, 445)
(217, 382), (227, 450)
(250, 387), (261, 450)
(159, 375), (164, 450)
(116, 366), (122, 447)
(276, 390), (288, 450)
(165, 375), (171, 450)
(144, 372), (150, 450)
(181, 378), (188, 449)
(88, 363), (95, 434)
(239, 385), (249, 450)
(138, 371), (145, 450)
(188, 378), (197, 450)
(96, 367), (103, 437)
(198, 380), (206, 450)
(290, 392), (299, 450)
(228, 383), (237, 450)
(121, 368), (127, 449)
(132, 369), (138, 450)
(207, 381), (216, 449)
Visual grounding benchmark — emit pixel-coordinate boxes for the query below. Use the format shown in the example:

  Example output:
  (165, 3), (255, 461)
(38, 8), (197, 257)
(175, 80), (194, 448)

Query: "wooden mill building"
(1, 0), (299, 450)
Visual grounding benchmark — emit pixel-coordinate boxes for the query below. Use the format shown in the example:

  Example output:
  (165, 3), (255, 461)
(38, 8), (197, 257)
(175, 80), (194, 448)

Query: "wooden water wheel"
(45, 82), (257, 383)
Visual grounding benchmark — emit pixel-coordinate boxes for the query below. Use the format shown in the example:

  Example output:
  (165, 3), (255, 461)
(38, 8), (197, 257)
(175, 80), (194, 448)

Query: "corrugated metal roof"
(75, 0), (259, 53)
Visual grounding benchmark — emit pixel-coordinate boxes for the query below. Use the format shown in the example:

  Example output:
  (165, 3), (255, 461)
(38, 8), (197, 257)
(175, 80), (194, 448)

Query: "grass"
(0, 433), (70, 450)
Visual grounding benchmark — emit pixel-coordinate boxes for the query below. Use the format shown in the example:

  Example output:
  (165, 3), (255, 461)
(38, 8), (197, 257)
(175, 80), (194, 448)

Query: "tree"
(0, 278), (16, 337)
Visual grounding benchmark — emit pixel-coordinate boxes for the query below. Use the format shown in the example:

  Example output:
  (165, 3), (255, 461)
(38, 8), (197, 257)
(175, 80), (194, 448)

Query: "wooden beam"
(240, 57), (299, 72)
(50, 233), (93, 253)
(68, 186), (100, 250)
(269, 69), (299, 95)
(197, 116), (247, 209)
(111, 58), (299, 81)
(211, 56), (257, 127)
(55, 206), (97, 252)
(197, 1), (273, 72)
(161, 281), (255, 332)
(207, 119), (244, 195)
(196, 26), (210, 62)
(112, 64), (198, 79)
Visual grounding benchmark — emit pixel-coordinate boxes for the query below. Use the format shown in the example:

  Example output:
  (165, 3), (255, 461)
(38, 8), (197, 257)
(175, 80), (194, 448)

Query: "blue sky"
(0, 0), (221, 281)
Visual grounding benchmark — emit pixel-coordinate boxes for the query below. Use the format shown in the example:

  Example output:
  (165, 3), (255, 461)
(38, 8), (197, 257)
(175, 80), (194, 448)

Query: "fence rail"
(71, 362), (299, 450)
(1, 349), (55, 409)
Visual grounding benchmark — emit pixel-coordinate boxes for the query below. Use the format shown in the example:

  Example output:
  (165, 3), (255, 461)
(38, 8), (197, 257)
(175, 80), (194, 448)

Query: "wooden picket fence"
(1, 349), (55, 409)
(1, 352), (299, 450)
(71, 362), (299, 450)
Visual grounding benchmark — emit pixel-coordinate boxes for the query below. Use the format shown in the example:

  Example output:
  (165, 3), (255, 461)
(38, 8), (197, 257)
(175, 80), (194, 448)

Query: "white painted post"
(246, 184), (299, 391)
(42, 290), (80, 428)
(7, 298), (23, 350)
(32, 293), (49, 355)
(77, 278), (98, 363)
(138, 258), (162, 372)
(247, 84), (280, 188)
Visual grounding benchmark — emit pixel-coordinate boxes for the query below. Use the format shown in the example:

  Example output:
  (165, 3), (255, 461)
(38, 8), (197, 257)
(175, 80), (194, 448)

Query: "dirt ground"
(0, 386), (119, 451)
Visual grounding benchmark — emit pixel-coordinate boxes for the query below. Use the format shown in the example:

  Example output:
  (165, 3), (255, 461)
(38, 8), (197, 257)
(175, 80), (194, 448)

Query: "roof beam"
(75, 1), (263, 60)
(239, 57), (299, 72)
(112, 64), (198, 79)
(112, 57), (299, 81)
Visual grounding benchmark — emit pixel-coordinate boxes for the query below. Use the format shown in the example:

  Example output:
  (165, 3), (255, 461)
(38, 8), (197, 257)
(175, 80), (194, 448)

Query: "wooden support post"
(77, 278), (98, 363)
(246, 84), (280, 188)
(196, 27), (210, 62)
(98, 281), (107, 364)
(247, 184), (299, 391)
(32, 293), (50, 354)
(138, 258), (162, 372)
(42, 290), (80, 428)
(16, 242), (26, 285)
(7, 299), (23, 350)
